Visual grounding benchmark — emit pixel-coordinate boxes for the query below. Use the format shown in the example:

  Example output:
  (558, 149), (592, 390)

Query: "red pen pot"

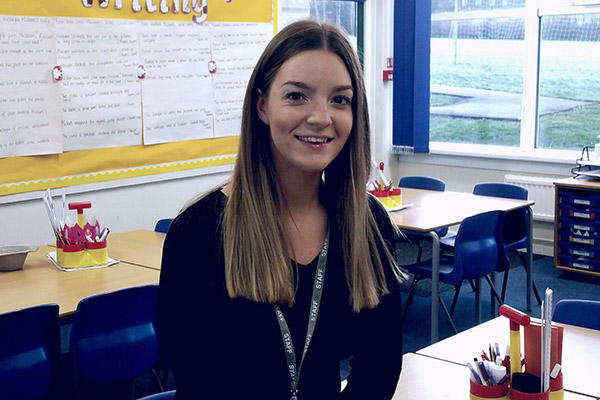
(469, 380), (509, 400)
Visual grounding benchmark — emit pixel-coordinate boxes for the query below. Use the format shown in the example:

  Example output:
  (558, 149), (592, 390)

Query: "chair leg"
(484, 274), (504, 305)
(439, 297), (458, 334)
(501, 267), (509, 303)
(449, 283), (462, 317)
(517, 251), (542, 305)
(151, 368), (164, 392)
(402, 276), (420, 321)
(468, 279), (476, 292)
(416, 243), (424, 263)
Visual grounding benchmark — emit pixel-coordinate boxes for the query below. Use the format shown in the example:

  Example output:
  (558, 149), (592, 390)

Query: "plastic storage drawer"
(558, 229), (598, 246)
(558, 217), (600, 236)
(558, 254), (600, 272)
(558, 203), (600, 220)
(558, 241), (600, 259)
(558, 190), (600, 207)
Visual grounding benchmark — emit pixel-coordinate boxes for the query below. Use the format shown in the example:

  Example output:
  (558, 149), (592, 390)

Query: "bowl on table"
(0, 245), (39, 272)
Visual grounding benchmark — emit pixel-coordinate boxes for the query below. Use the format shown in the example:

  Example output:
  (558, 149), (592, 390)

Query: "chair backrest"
(154, 218), (173, 234)
(0, 304), (60, 400)
(553, 299), (600, 330)
(70, 285), (159, 389)
(138, 390), (176, 400)
(473, 182), (528, 246)
(453, 210), (505, 281)
(399, 176), (446, 192)
(399, 176), (448, 237)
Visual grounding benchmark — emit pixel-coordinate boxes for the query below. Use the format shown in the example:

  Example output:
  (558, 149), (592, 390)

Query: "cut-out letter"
(132, 0), (142, 12)
(146, 0), (158, 12)
(160, 0), (170, 13)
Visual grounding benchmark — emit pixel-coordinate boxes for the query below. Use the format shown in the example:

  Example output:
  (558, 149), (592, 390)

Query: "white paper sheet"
(0, 15), (62, 158)
(210, 23), (272, 138)
(140, 20), (213, 145)
(56, 17), (142, 151)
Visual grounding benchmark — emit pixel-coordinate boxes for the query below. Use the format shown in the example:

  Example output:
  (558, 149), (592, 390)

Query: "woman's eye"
(332, 95), (352, 106)
(285, 92), (306, 102)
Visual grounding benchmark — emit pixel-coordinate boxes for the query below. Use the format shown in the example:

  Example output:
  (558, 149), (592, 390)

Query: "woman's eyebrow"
(280, 80), (310, 89)
(280, 81), (353, 93)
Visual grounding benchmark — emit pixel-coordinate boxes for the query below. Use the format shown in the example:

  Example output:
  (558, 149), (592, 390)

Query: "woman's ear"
(256, 90), (269, 125)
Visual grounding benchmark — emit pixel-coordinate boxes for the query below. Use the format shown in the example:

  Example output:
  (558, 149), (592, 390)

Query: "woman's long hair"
(223, 20), (400, 311)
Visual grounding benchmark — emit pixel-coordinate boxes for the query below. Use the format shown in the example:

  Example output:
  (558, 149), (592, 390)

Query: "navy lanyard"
(274, 229), (329, 400)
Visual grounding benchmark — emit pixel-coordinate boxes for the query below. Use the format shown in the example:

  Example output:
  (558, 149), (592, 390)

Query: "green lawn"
(429, 38), (600, 150)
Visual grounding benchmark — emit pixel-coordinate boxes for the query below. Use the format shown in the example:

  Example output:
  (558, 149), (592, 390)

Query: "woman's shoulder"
(169, 189), (227, 235)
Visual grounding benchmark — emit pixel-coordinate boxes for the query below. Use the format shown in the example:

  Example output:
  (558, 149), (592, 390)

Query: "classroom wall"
(0, 167), (231, 246)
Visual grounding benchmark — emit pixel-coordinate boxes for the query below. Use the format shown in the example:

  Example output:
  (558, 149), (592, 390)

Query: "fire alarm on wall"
(383, 57), (393, 82)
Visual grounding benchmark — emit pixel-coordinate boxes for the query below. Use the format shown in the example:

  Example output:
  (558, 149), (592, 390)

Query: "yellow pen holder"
(369, 188), (402, 210)
(56, 241), (108, 269)
(470, 380), (509, 400)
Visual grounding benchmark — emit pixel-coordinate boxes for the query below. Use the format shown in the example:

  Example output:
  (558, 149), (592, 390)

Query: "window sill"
(395, 142), (580, 176)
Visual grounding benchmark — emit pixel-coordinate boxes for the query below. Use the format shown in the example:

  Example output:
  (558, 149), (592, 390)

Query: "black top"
(157, 190), (403, 400)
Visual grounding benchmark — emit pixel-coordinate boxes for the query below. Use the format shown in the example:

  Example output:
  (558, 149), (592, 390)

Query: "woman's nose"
(306, 100), (332, 128)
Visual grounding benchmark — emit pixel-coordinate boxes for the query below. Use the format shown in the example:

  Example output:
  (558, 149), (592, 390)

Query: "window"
(277, 0), (362, 51)
(425, 0), (600, 153)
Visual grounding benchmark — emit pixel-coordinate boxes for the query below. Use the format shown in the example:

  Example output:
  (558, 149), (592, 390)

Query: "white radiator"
(504, 175), (558, 222)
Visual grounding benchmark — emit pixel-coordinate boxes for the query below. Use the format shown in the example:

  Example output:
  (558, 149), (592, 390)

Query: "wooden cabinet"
(554, 177), (600, 276)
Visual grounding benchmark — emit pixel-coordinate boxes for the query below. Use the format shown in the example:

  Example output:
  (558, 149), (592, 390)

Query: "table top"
(0, 245), (160, 317)
(417, 316), (600, 398)
(388, 188), (534, 232)
(392, 353), (597, 400)
(107, 229), (165, 270)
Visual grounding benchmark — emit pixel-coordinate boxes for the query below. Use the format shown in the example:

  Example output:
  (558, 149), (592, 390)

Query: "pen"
(477, 361), (491, 386)
(495, 342), (501, 362)
(481, 350), (490, 361)
(98, 227), (110, 242)
(497, 372), (510, 386)
(467, 362), (483, 385)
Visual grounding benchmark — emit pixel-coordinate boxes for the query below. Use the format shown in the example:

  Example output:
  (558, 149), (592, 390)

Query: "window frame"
(394, 0), (600, 160)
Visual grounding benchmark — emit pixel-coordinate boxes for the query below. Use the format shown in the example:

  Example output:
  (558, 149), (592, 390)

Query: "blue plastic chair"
(441, 182), (542, 305)
(138, 390), (176, 400)
(398, 176), (448, 261)
(553, 299), (600, 330)
(0, 304), (60, 400)
(154, 219), (173, 234)
(70, 285), (160, 397)
(403, 210), (505, 333)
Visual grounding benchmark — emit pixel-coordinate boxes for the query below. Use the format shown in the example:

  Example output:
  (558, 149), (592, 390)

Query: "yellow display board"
(0, 0), (273, 196)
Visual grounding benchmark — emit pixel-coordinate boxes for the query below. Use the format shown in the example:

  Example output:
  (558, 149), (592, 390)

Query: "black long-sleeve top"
(157, 190), (403, 400)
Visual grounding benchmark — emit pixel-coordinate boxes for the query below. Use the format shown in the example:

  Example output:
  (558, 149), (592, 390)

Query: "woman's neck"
(277, 169), (322, 213)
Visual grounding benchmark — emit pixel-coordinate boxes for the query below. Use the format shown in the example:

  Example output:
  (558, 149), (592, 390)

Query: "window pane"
(433, 0), (525, 13)
(537, 13), (600, 150)
(278, 0), (358, 47)
(430, 14), (525, 146)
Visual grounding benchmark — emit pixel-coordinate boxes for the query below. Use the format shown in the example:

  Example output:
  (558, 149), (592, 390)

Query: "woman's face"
(257, 49), (353, 177)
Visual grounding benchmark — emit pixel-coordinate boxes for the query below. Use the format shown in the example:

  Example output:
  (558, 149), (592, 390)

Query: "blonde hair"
(223, 20), (400, 311)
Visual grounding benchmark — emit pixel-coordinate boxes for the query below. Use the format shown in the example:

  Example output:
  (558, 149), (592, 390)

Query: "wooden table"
(417, 316), (600, 398)
(106, 229), (165, 270)
(0, 245), (160, 317)
(389, 188), (535, 343)
(392, 353), (597, 400)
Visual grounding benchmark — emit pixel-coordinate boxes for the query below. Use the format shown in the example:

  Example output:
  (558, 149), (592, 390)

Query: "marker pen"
(467, 362), (483, 385)
(477, 361), (491, 386)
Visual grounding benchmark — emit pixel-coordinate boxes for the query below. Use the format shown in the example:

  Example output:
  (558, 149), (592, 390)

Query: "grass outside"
(430, 38), (600, 149)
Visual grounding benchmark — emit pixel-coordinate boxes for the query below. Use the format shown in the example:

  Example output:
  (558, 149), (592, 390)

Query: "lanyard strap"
(274, 229), (329, 400)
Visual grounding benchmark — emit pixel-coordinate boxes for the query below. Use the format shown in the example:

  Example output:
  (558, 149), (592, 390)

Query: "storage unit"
(554, 177), (600, 276)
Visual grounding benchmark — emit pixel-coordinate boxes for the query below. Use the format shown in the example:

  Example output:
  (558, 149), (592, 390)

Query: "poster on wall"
(0, 0), (273, 157)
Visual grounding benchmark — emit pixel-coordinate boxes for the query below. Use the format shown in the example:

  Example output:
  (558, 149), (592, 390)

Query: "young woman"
(158, 20), (403, 400)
